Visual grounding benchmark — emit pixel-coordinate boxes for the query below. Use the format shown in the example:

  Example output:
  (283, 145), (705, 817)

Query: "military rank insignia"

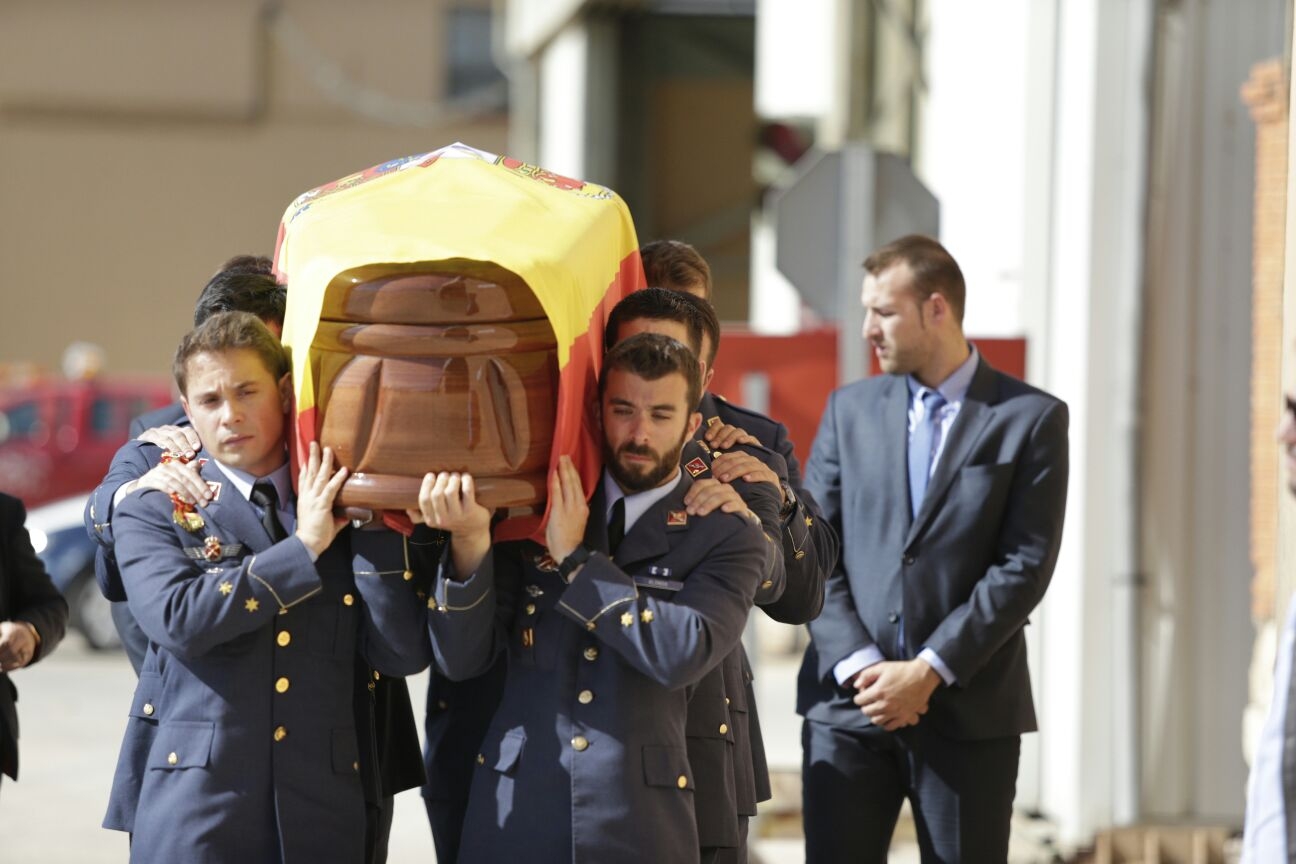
(534, 551), (559, 572)
(521, 627), (535, 648)
(666, 510), (688, 527)
(684, 457), (709, 478)
(202, 536), (223, 561)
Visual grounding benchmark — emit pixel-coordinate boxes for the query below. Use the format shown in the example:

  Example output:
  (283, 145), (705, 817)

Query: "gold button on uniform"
(373, 671), (381, 681)
(572, 735), (589, 752)
(583, 647), (599, 661)
(273, 726), (287, 742)
(577, 690), (594, 704)
(677, 775), (688, 789)
(476, 754), (485, 765)
(142, 703), (155, 716)
(724, 697), (730, 705)
(525, 603), (536, 615)
(277, 631), (291, 647)
(719, 724), (728, 735)
(437, 700), (448, 710)
(167, 752), (178, 766)
(761, 580), (773, 589)
(403, 570), (414, 582)
(343, 593), (355, 606)
(275, 677), (290, 693)
(352, 761), (359, 772)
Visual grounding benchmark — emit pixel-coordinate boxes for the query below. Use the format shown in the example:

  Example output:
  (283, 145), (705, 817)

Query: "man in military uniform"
(606, 284), (835, 861)
(103, 312), (431, 863)
(414, 333), (767, 864)
(87, 268), (423, 863)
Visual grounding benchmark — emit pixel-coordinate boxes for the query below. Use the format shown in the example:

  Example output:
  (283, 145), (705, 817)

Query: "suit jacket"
(0, 493), (69, 781)
(103, 456), (431, 863)
(128, 401), (186, 439)
(798, 358), (1069, 739)
(429, 472), (765, 864)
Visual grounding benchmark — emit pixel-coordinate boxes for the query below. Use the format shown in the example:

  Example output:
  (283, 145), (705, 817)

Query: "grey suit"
(428, 472), (766, 864)
(798, 357), (1068, 862)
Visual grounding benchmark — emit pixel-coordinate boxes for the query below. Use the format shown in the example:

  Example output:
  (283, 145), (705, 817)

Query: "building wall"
(0, 0), (507, 377)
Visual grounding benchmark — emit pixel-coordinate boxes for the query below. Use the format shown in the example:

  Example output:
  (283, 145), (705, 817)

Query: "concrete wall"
(0, 0), (507, 377)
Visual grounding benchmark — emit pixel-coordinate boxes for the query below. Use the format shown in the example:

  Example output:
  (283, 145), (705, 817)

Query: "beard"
(604, 435), (686, 494)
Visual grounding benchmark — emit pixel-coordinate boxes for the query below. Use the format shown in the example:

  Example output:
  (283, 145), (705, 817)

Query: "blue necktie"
(908, 389), (947, 518)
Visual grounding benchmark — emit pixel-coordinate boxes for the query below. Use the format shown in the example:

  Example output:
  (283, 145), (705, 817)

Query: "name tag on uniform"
(633, 574), (684, 593)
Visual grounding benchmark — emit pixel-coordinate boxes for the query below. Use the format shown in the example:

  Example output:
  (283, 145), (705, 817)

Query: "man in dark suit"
(416, 332), (767, 863)
(103, 312), (430, 862)
(799, 235), (1069, 862)
(0, 492), (69, 791)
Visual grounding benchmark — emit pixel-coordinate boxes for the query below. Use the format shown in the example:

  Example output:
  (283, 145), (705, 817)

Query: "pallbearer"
(416, 333), (766, 864)
(104, 312), (431, 863)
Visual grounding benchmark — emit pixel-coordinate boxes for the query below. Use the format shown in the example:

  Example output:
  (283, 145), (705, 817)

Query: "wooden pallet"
(1084, 825), (1233, 864)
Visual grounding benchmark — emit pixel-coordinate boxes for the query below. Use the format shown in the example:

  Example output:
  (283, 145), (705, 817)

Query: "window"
(446, 7), (506, 99)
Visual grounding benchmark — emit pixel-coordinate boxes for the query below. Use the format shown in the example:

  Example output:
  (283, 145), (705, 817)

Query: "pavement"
(0, 629), (1059, 863)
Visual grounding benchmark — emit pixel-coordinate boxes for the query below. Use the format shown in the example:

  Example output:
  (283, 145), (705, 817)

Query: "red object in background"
(0, 377), (173, 507)
(709, 327), (1027, 473)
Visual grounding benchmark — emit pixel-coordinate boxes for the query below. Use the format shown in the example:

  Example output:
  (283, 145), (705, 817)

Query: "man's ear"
(701, 363), (716, 393)
(180, 395), (193, 425)
(927, 292), (949, 327)
(685, 411), (703, 441)
(278, 373), (292, 413)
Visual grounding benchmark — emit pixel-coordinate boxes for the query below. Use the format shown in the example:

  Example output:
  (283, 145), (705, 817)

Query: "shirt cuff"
(833, 645), (885, 686)
(918, 647), (956, 686)
(111, 481), (135, 511)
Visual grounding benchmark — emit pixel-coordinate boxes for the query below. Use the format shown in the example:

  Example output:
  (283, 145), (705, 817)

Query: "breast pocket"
(955, 462), (1013, 510)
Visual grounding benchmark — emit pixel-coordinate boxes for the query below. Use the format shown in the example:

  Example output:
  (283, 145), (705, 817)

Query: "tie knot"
(251, 482), (279, 509)
(921, 389), (946, 416)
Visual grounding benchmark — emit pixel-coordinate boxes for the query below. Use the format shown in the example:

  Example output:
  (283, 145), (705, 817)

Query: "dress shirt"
(214, 460), (311, 560)
(1241, 595), (1296, 862)
(601, 468), (684, 537)
(833, 347), (979, 689)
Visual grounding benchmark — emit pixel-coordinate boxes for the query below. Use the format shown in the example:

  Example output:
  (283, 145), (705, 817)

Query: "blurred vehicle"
(25, 493), (120, 651)
(0, 361), (171, 508)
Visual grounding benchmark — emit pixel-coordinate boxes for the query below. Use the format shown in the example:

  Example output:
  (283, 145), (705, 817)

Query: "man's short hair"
(600, 332), (701, 414)
(173, 311), (289, 396)
(641, 240), (712, 301)
(863, 234), (967, 324)
(606, 287), (721, 368)
(216, 254), (274, 276)
(193, 270), (287, 329)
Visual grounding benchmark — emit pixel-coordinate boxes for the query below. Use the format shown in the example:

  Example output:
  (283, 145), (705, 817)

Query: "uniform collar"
(214, 458), (293, 505)
(602, 467), (684, 535)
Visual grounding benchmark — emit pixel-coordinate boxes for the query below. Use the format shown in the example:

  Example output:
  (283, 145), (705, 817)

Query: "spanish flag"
(274, 143), (644, 541)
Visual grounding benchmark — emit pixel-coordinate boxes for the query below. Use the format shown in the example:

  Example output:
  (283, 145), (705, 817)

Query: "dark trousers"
(426, 794), (470, 864)
(364, 795), (394, 864)
(802, 719), (1020, 864)
(700, 815), (749, 864)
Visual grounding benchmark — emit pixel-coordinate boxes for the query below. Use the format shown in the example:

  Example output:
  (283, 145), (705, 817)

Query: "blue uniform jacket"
(429, 472), (765, 864)
(103, 455), (431, 863)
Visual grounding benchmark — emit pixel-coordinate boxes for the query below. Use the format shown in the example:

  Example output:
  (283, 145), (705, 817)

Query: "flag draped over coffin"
(274, 142), (644, 542)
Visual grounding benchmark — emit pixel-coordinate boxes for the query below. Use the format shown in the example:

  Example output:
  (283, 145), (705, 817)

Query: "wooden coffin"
(312, 259), (558, 513)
